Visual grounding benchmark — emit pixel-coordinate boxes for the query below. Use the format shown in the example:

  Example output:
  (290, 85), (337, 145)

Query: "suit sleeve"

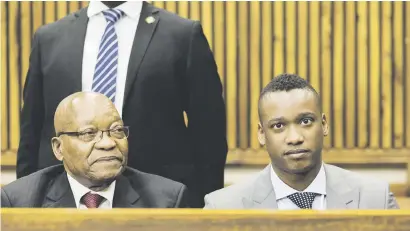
(16, 30), (44, 178)
(174, 185), (191, 208)
(184, 21), (228, 204)
(1, 188), (12, 207)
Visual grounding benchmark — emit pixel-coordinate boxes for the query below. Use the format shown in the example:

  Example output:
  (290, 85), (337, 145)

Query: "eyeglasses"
(57, 126), (129, 143)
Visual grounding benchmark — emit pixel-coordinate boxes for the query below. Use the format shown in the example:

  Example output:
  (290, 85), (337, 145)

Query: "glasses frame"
(57, 126), (130, 142)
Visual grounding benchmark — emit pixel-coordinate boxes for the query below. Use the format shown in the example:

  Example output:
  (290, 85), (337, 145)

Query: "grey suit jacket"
(204, 164), (399, 209)
(2, 165), (190, 208)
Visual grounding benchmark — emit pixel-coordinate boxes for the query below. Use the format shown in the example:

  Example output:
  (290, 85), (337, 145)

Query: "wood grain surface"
(1, 209), (410, 231)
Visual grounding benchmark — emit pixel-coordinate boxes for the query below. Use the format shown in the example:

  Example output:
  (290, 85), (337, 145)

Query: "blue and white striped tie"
(92, 9), (124, 102)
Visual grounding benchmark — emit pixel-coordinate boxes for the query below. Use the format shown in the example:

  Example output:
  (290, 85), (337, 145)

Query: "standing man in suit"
(17, 1), (227, 207)
(3, 92), (189, 208)
(204, 74), (399, 209)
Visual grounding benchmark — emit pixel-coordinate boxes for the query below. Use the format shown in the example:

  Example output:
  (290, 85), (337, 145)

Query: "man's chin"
(90, 167), (124, 183)
(286, 162), (316, 175)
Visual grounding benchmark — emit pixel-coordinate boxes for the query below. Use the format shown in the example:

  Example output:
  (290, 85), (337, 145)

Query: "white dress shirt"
(270, 164), (327, 210)
(67, 173), (116, 209)
(82, 1), (143, 118)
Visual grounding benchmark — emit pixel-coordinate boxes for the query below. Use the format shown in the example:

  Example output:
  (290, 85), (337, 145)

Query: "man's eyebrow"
(296, 112), (317, 118)
(267, 116), (285, 123)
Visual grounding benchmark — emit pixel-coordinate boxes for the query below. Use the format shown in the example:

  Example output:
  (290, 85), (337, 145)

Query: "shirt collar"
(67, 173), (116, 208)
(270, 163), (326, 200)
(87, 1), (143, 21)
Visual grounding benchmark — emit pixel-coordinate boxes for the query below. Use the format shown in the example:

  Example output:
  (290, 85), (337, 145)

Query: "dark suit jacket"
(17, 2), (227, 207)
(2, 165), (190, 208)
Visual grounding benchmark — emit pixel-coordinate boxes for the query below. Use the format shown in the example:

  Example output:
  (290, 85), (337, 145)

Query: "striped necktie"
(92, 8), (124, 102)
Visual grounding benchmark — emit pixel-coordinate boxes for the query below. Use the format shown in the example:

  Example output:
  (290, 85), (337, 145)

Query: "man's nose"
(94, 132), (116, 150)
(285, 126), (304, 146)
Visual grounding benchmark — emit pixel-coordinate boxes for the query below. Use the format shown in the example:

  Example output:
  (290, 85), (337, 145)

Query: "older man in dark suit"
(17, 1), (227, 207)
(3, 92), (189, 208)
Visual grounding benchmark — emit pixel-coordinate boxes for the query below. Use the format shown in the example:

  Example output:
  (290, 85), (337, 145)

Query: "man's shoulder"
(2, 165), (64, 207)
(3, 165), (63, 192)
(205, 170), (263, 208)
(324, 164), (389, 189)
(123, 167), (186, 192)
(153, 5), (196, 26)
(35, 8), (85, 37)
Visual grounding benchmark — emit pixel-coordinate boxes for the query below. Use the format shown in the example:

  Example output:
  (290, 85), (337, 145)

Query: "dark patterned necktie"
(287, 192), (319, 209)
(81, 192), (105, 208)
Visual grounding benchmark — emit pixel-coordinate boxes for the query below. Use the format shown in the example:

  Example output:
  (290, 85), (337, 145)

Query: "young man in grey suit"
(204, 73), (399, 210)
(3, 92), (189, 208)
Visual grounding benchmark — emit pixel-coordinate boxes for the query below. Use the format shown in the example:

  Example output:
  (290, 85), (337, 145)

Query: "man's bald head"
(54, 92), (117, 134)
(51, 92), (128, 189)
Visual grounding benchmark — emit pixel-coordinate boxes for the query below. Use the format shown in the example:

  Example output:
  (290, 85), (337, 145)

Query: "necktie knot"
(287, 192), (319, 209)
(81, 192), (105, 208)
(103, 9), (124, 23)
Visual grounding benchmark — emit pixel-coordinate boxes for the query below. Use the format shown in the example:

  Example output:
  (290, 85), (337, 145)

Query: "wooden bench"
(1, 209), (410, 231)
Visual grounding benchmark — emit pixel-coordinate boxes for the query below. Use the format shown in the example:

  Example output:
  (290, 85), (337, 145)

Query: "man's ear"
(258, 123), (266, 146)
(51, 137), (64, 161)
(322, 113), (329, 136)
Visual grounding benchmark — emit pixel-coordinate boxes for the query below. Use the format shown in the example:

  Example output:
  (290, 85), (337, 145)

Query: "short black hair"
(258, 73), (322, 119)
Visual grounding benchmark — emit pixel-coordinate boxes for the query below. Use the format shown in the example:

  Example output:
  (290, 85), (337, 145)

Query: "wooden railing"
(1, 209), (410, 231)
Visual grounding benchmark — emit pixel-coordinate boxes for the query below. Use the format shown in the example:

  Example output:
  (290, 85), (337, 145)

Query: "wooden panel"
(1, 1), (8, 151)
(68, 1), (79, 14)
(297, 1), (308, 79)
(238, 2), (248, 149)
(250, 1), (260, 149)
(213, 1), (224, 87)
(20, 2), (31, 89)
(8, 1), (19, 150)
(357, 2), (369, 148)
(273, 1), (284, 76)
(285, 1), (296, 74)
(393, 1), (404, 148)
(261, 2), (272, 87)
(45, 1), (55, 24)
(152, 1), (165, 9)
(333, 1), (344, 148)
(32, 2), (43, 33)
(2, 209), (410, 231)
(369, 1), (380, 148)
(406, 2), (410, 148)
(309, 2), (320, 92)
(345, 1), (356, 148)
(189, 2), (200, 21)
(165, 1), (177, 14)
(201, 1), (212, 49)
(177, 1), (188, 19)
(57, 1), (68, 20)
(81, 1), (88, 8)
(225, 2), (236, 150)
(321, 2), (332, 148)
(382, 2), (393, 148)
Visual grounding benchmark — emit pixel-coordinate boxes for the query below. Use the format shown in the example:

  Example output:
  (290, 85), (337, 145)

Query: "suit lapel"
(112, 175), (141, 208)
(123, 2), (160, 106)
(247, 165), (278, 209)
(64, 7), (88, 91)
(43, 173), (76, 208)
(324, 164), (360, 209)
(247, 164), (360, 209)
